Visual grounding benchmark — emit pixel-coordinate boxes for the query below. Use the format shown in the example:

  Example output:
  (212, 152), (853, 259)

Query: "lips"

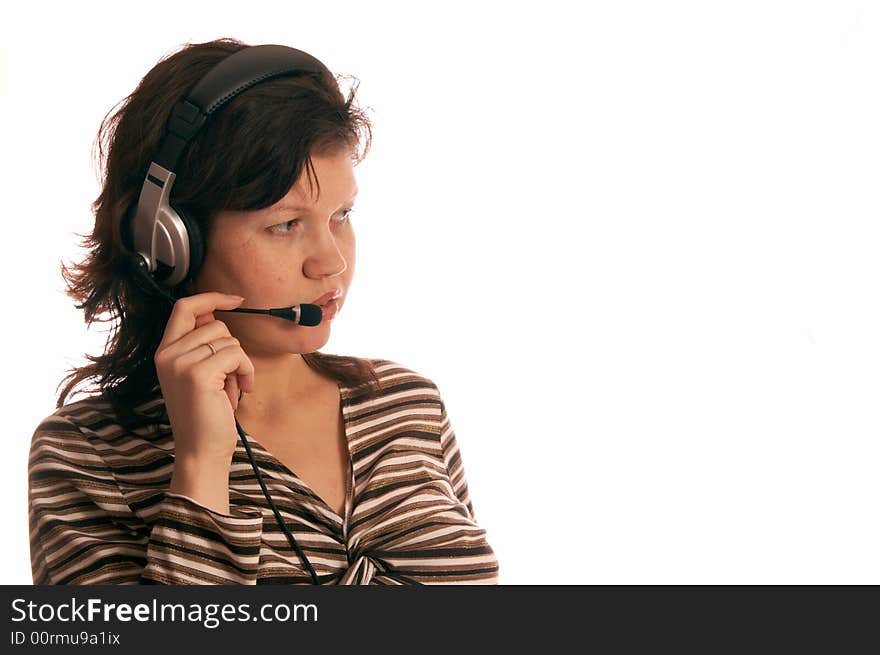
(309, 288), (343, 306)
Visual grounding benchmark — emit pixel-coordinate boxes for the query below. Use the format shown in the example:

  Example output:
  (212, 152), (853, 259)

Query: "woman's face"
(189, 149), (357, 356)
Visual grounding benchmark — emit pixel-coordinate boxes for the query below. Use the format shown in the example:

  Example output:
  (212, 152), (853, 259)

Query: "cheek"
(233, 236), (290, 276)
(223, 252), (294, 289)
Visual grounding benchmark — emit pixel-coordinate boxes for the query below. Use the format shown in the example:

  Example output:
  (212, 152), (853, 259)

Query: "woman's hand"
(154, 292), (256, 465)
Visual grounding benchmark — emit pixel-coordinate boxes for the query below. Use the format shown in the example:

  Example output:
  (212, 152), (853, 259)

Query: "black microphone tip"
(298, 303), (323, 326)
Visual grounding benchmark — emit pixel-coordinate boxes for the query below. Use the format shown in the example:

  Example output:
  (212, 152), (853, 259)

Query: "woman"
(27, 38), (499, 585)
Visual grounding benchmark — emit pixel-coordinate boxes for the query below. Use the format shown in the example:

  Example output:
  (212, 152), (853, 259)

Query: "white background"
(2, 0), (878, 585)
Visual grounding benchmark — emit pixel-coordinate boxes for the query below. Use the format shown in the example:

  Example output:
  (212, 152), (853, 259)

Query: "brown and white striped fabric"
(28, 358), (499, 584)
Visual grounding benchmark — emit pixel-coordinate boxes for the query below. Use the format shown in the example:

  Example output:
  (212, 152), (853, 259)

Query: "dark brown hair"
(56, 37), (382, 428)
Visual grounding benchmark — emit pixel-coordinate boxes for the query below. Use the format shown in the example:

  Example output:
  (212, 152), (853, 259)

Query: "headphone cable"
(234, 414), (320, 584)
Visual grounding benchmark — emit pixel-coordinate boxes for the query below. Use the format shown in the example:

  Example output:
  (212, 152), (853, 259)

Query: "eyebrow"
(270, 188), (359, 213)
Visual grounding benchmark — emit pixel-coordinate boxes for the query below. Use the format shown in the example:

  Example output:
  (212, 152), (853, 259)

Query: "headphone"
(121, 44), (338, 585)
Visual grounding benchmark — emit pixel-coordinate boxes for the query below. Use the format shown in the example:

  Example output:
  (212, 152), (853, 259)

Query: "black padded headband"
(152, 44), (333, 172)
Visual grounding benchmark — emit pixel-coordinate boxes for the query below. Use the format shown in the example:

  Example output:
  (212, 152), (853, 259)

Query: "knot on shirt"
(337, 552), (390, 585)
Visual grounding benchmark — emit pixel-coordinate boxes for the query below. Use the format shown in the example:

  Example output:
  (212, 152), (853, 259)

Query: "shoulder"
(34, 385), (162, 432)
(342, 355), (446, 420)
(30, 386), (167, 458)
(367, 357), (439, 388)
(28, 397), (110, 475)
(367, 357), (443, 398)
(32, 394), (111, 439)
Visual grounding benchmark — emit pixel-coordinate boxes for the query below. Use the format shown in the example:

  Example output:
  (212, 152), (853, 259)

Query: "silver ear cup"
(129, 163), (192, 288)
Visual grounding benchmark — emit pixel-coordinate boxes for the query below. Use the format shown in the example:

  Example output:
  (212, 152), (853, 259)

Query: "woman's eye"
(267, 208), (355, 235)
(267, 219), (299, 235)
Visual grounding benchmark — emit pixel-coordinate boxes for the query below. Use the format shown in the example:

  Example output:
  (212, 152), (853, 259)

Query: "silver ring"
(205, 342), (217, 356)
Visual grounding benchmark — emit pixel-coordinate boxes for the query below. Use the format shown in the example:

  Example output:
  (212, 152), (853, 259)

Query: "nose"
(304, 225), (347, 278)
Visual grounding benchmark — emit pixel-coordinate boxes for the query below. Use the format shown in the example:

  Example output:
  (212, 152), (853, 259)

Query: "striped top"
(28, 358), (499, 585)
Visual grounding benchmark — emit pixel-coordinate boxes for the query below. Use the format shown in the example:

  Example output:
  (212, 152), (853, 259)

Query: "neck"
(235, 352), (325, 420)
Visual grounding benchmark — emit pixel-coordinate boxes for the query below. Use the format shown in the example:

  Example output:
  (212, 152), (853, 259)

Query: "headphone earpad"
(174, 205), (205, 284)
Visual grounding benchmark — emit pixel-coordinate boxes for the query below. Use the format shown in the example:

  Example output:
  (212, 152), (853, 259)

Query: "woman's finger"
(158, 292), (244, 353)
(225, 373), (240, 411)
